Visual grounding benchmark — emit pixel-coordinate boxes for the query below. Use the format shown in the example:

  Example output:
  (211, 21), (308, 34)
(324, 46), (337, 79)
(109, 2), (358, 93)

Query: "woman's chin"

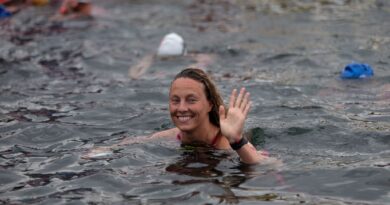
(176, 124), (195, 132)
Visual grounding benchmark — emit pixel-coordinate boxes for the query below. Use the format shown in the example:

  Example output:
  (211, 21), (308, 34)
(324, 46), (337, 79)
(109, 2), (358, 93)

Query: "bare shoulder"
(140, 127), (179, 141)
(151, 128), (180, 139)
(116, 128), (179, 146)
(83, 128), (180, 159)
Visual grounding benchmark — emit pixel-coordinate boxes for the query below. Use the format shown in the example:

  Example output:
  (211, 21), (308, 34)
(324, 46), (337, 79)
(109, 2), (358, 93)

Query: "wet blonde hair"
(172, 67), (225, 127)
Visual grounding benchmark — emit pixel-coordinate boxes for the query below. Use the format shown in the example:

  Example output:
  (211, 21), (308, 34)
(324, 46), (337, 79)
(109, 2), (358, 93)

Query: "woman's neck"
(180, 123), (220, 145)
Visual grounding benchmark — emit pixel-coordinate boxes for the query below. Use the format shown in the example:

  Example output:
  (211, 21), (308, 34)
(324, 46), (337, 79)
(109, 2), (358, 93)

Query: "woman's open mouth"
(177, 115), (192, 123)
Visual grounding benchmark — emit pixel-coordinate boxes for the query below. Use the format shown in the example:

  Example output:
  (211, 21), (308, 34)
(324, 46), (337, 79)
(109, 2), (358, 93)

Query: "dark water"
(1, 0), (389, 204)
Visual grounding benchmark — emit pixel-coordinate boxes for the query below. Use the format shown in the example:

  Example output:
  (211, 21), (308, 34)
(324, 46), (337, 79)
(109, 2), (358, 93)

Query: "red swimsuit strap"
(176, 133), (181, 141)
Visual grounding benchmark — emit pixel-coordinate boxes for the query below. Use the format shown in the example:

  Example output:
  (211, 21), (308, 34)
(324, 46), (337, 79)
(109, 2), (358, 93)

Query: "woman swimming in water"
(86, 67), (268, 165)
(150, 67), (266, 164)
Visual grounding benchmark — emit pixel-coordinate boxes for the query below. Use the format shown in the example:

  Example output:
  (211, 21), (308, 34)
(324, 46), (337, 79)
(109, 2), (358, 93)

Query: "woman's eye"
(188, 98), (197, 103)
(171, 99), (180, 104)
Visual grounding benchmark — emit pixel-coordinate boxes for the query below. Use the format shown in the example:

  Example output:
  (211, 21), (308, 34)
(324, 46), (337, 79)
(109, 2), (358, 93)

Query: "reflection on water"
(1, 0), (389, 204)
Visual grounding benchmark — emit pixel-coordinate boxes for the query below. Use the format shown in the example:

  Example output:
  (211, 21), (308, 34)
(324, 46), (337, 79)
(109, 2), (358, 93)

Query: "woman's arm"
(117, 127), (179, 146)
(234, 140), (268, 164)
(83, 128), (179, 159)
(219, 87), (266, 164)
(151, 128), (180, 138)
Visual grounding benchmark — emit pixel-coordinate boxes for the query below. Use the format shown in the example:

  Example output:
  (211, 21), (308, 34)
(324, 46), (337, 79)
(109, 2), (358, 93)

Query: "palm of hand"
(219, 88), (251, 143)
(220, 107), (245, 142)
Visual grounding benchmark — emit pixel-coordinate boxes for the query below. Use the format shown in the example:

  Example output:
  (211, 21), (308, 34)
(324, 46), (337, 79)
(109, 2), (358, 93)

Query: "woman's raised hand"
(219, 88), (252, 143)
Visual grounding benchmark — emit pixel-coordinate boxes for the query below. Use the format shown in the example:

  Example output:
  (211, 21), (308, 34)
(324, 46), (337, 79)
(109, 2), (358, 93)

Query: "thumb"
(219, 105), (226, 120)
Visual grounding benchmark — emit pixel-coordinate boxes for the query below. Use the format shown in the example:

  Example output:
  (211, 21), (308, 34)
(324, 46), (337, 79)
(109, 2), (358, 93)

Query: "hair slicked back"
(172, 67), (225, 127)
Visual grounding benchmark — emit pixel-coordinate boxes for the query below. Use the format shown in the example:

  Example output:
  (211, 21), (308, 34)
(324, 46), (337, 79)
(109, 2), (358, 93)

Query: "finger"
(229, 89), (237, 108)
(219, 105), (226, 120)
(241, 92), (250, 111)
(236, 87), (245, 108)
(243, 101), (252, 117)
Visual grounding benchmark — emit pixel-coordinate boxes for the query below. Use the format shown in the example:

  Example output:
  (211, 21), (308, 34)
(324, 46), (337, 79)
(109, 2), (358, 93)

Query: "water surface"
(0, 0), (389, 204)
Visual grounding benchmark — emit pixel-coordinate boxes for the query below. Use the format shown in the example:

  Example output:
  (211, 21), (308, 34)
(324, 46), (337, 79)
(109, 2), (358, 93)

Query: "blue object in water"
(341, 63), (374, 79)
(0, 5), (11, 18)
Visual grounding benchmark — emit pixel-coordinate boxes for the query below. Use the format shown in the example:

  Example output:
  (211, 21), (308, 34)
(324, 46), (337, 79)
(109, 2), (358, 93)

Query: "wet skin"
(169, 77), (213, 134)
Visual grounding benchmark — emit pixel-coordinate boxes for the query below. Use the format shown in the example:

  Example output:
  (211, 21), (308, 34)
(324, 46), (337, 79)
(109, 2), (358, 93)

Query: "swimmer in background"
(0, 0), (101, 17)
(58, 0), (91, 16)
(56, 0), (106, 19)
(87, 67), (271, 165)
(0, 0), (48, 14)
(129, 33), (218, 80)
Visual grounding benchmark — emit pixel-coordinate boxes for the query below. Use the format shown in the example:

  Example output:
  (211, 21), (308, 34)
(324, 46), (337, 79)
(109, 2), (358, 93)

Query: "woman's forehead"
(170, 78), (206, 96)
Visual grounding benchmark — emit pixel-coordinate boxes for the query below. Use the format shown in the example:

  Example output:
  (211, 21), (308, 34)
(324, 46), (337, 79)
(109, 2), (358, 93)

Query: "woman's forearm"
(235, 142), (264, 164)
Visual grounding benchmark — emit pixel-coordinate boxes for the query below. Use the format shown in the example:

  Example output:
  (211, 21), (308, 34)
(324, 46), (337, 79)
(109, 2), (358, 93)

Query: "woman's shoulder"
(151, 127), (180, 139)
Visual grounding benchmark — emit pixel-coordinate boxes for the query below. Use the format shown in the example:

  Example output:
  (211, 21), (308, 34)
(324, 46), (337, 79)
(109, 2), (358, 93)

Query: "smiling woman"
(85, 67), (269, 164)
(150, 67), (268, 164)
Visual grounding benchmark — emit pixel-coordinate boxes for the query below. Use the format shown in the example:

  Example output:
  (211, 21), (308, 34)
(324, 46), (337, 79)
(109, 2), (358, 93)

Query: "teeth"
(178, 116), (191, 122)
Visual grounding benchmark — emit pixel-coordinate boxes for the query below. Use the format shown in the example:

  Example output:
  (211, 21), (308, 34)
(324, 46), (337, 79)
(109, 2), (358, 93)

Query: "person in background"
(54, 0), (107, 20)
(0, 0), (31, 14)
(0, 0), (51, 12)
(58, 0), (91, 16)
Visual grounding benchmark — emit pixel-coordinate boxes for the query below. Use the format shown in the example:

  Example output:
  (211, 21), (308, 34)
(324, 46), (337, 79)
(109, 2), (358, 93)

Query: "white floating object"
(157, 33), (185, 57)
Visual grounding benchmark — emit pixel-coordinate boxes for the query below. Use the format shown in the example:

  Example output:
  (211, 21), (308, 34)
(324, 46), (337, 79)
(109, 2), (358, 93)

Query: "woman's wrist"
(228, 134), (242, 144)
(230, 136), (248, 150)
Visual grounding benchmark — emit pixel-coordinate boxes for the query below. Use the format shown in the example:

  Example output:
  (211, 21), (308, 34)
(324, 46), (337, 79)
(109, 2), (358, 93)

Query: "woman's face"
(169, 78), (212, 132)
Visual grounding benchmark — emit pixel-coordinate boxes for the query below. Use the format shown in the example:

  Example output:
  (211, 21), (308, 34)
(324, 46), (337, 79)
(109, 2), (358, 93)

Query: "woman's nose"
(177, 101), (188, 111)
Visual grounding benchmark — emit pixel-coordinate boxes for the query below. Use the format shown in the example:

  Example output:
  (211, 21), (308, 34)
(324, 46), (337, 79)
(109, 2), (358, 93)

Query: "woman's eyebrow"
(186, 94), (199, 98)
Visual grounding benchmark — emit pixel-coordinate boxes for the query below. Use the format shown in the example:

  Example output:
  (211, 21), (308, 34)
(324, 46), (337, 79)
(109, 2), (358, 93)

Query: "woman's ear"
(207, 101), (213, 112)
